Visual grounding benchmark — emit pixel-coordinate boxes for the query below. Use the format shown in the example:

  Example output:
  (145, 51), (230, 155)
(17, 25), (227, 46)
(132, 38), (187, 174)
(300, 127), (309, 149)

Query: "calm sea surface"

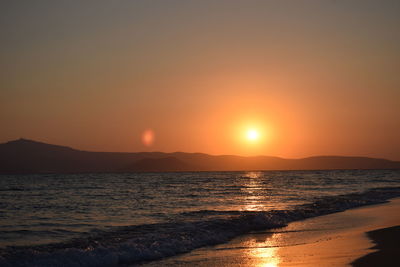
(0, 170), (399, 266)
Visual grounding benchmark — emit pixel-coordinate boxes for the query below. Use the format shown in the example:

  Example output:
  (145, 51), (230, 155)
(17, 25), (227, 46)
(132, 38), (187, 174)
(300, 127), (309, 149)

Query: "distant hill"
(0, 139), (399, 174)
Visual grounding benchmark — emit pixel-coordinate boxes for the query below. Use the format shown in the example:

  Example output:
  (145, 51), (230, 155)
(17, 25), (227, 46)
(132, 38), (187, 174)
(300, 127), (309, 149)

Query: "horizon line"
(2, 138), (398, 162)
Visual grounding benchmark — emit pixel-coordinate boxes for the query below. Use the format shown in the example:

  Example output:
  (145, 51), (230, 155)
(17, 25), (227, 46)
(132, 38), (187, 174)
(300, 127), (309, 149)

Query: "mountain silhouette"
(0, 138), (399, 174)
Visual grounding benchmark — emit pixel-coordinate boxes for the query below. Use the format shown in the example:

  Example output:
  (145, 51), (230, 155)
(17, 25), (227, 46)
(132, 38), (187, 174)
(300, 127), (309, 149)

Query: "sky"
(1, 0), (399, 160)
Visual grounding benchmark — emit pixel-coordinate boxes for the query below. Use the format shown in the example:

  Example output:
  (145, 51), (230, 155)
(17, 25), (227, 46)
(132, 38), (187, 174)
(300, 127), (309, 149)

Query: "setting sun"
(246, 129), (260, 141)
(232, 118), (272, 155)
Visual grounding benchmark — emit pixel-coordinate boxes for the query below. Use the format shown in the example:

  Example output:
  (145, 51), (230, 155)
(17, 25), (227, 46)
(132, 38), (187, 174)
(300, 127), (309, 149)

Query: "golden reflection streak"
(254, 247), (279, 267)
(242, 171), (264, 211)
(242, 172), (281, 266)
(245, 235), (280, 267)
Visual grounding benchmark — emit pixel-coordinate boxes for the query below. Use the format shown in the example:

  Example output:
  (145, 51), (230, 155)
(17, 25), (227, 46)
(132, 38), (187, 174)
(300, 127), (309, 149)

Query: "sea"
(0, 170), (400, 266)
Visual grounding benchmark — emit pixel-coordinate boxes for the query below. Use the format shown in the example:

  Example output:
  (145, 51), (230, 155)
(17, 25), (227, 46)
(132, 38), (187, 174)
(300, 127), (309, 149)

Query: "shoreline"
(142, 198), (400, 266)
(352, 225), (400, 267)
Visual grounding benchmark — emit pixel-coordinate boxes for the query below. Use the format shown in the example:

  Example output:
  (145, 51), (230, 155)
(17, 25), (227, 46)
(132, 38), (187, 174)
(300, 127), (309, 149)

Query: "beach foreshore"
(352, 225), (399, 267)
(141, 198), (400, 266)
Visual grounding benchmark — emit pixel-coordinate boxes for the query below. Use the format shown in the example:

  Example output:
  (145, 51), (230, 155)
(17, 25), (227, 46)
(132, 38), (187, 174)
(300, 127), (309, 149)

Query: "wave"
(1, 186), (399, 267)
(0, 187), (26, 192)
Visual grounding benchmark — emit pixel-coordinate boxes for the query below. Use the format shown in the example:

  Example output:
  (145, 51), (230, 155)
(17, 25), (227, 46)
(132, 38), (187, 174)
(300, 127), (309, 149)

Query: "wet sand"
(142, 198), (400, 266)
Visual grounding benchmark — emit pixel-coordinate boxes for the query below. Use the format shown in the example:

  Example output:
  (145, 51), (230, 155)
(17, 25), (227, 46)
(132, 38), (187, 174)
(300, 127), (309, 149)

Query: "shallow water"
(145, 198), (400, 267)
(0, 170), (399, 266)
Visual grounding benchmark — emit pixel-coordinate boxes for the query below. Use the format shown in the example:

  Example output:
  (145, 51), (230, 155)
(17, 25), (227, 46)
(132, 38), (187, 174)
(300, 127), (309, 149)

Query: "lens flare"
(142, 129), (155, 146)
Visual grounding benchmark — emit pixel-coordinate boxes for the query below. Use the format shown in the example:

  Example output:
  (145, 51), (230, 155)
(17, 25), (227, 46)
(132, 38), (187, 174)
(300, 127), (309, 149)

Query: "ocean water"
(0, 170), (400, 266)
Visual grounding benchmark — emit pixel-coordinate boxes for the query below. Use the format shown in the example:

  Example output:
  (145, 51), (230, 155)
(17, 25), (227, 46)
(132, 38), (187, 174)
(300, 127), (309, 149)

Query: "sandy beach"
(142, 198), (400, 266)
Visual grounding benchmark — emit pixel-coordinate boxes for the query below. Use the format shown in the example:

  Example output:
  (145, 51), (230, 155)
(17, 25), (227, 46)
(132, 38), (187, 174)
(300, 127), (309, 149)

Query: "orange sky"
(1, 1), (399, 160)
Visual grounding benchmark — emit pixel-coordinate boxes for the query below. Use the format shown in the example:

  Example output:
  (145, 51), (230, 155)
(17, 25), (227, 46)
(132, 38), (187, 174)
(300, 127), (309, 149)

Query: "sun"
(246, 129), (259, 141)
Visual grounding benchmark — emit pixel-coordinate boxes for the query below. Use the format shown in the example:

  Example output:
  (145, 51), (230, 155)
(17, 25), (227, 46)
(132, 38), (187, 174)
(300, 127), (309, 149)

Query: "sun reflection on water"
(254, 247), (280, 267)
(245, 234), (280, 267)
(242, 171), (265, 211)
(242, 172), (281, 266)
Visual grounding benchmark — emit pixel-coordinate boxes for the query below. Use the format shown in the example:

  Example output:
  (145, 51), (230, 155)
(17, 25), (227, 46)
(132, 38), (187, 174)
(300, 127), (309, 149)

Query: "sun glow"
(232, 117), (274, 155)
(246, 129), (260, 141)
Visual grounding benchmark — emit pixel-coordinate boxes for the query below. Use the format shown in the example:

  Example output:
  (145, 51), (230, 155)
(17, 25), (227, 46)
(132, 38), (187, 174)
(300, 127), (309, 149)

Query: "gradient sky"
(1, 0), (399, 160)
